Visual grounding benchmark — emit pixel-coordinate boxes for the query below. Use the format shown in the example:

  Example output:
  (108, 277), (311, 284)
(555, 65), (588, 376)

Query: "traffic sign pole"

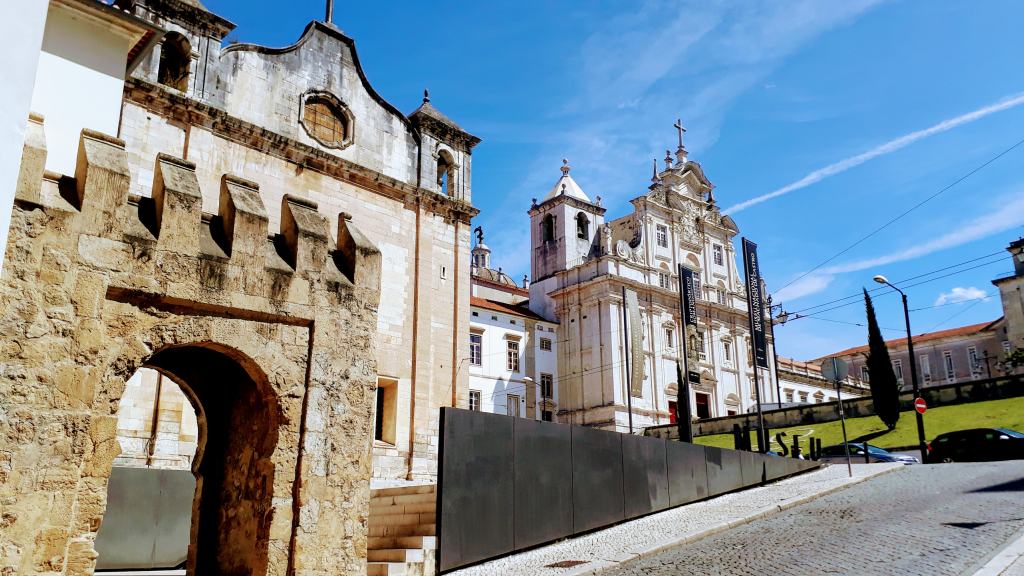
(825, 357), (853, 478)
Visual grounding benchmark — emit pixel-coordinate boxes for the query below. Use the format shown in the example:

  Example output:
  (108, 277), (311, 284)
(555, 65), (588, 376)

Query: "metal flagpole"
(742, 239), (767, 453)
(622, 285), (634, 434)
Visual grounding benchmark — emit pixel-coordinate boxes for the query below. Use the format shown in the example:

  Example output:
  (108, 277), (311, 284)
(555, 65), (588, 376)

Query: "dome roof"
(473, 266), (518, 287)
(544, 159), (590, 202)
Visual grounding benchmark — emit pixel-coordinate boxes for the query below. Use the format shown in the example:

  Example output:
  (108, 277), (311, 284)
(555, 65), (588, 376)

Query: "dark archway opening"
(97, 344), (280, 576)
(147, 345), (279, 576)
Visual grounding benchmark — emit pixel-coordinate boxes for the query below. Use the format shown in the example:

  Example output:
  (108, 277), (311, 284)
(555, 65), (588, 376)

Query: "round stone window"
(300, 92), (354, 149)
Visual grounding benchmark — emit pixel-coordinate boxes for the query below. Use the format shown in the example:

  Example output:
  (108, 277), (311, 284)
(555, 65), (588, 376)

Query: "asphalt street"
(603, 461), (1024, 576)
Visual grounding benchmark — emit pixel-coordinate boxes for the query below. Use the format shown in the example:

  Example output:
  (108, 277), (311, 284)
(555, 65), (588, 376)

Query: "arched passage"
(99, 343), (280, 576)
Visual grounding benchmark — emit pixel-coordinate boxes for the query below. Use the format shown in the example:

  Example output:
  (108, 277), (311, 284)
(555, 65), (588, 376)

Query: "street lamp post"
(873, 275), (927, 462)
(767, 294), (783, 408)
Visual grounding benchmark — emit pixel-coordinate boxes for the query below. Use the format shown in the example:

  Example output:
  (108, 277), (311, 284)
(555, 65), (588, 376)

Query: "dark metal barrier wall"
(438, 408), (820, 573)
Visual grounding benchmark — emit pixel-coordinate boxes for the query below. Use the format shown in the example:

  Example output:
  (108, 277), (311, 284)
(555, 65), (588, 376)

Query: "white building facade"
(468, 233), (560, 421)
(527, 142), (778, 432)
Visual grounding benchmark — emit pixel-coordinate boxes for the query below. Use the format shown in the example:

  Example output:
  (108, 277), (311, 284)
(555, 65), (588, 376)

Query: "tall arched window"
(437, 151), (455, 196)
(576, 212), (589, 239)
(158, 32), (191, 92)
(541, 214), (555, 243)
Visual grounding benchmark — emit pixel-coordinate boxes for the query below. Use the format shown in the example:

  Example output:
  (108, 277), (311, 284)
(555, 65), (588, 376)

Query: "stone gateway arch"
(0, 128), (382, 575)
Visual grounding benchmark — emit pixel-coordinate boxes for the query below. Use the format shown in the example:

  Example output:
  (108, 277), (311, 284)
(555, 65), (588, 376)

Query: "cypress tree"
(863, 289), (900, 430)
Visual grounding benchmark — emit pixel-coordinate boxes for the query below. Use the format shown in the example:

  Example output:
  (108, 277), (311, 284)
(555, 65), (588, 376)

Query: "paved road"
(604, 461), (1024, 576)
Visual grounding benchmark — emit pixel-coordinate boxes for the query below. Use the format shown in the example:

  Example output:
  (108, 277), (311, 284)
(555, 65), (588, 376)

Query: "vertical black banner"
(677, 265), (701, 386)
(742, 239), (769, 369)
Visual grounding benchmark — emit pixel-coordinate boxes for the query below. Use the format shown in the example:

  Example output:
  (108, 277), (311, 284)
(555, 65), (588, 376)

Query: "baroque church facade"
(527, 135), (779, 431)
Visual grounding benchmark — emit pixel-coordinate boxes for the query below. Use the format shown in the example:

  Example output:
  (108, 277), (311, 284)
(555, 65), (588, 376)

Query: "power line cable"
(776, 135), (1024, 292)
(784, 251), (1004, 316)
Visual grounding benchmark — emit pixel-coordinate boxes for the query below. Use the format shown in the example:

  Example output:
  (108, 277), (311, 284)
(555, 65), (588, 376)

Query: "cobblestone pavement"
(604, 461), (1024, 576)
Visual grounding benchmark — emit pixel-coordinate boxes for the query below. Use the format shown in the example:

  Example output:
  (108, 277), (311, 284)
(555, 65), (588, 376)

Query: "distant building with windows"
(815, 238), (1024, 388)
(468, 230), (559, 420)
(775, 357), (865, 406)
(817, 320), (1008, 389)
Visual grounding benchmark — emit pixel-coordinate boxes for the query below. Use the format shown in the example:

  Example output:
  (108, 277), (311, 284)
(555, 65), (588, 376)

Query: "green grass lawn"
(694, 396), (1024, 452)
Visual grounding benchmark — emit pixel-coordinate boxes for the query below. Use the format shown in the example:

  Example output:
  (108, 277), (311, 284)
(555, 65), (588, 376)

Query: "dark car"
(926, 428), (1024, 463)
(818, 442), (919, 465)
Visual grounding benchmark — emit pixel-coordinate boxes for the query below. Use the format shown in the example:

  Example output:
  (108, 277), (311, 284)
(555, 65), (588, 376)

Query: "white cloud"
(723, 91), (1024, 215)
(774, 273), (835, 304)
(934, 286), (988, 306)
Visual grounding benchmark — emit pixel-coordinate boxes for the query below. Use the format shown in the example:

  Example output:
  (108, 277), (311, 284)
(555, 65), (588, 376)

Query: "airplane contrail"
(723, 91), (1024, 215)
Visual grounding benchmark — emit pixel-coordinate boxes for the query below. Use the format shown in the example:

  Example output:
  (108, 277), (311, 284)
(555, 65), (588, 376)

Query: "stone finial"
(561, 158), (571, 175)
(665, 149), (673, 170)
(281, 194), (330, 272)
(596, 195), (602, 206)
(152, 153), (202, 255)
(560, 183), (567, 195)
(531, 197), (537, 209)
(651, 158), (658, 182)
(219, 175), (268, 266)
(423, 88), (430, 103)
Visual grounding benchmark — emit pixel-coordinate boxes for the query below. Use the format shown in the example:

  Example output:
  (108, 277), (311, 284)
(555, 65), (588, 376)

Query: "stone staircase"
(367, 484), (437, 576)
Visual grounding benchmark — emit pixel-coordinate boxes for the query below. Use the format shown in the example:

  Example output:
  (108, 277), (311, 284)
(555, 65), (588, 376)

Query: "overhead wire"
(776, 135), (1024, 292)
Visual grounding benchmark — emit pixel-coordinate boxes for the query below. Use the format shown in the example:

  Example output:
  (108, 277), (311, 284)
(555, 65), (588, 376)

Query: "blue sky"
(208, 0), (1024, 360)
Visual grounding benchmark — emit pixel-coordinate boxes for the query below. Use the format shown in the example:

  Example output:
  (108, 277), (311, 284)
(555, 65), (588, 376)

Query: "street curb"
(590, 464), (904, 575)
(971, 525), (1024, 576)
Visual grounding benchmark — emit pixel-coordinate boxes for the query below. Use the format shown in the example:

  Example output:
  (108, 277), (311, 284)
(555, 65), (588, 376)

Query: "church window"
(785, 389), (794, 403)
(576, 213), (589, 239)
(541, 214), (555, 243)
(658, 272), (670, 289)
(158, 32), (191, 92)
(713, 244), (724, 266)
(656, 224), (668, 248)
(469, 390), (481, 411)
(436, 151), (455, 196)
(539, 337), (552, 351)
(722, 341), (732, 363)
(814, 391), (825, 404)
(799, 391), (808, 403)
(301, 93), (354, 149)
(374, 378), (397, 445)
(893, 359), (904, 384)
(665, 327), (674, 349)
(860, 365), (870, 383)
(716, 288), (727, 305)
(697, 331), (707, 361)
(469, 333), (482, 366)
(507, 340), (520, 372)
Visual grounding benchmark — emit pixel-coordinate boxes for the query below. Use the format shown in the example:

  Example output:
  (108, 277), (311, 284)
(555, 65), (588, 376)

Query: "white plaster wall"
(31, 4), (132, 175)
(0, 0), (48, 272)
(468, 308), (556, 418)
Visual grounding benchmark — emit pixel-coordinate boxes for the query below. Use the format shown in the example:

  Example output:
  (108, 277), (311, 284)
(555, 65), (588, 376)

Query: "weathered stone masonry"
(0, 124), (383, 575)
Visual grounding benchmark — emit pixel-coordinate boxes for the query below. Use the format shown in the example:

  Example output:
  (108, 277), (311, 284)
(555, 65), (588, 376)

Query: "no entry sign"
(914, 397), (927, 414)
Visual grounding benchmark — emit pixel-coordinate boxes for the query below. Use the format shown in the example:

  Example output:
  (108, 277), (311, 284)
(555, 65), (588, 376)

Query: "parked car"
(926, 428), (1024, 463)
(818, 443), (919, 465)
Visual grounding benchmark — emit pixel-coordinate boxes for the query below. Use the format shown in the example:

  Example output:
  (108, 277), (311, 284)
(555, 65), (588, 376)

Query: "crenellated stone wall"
(0, 121), (382, 575)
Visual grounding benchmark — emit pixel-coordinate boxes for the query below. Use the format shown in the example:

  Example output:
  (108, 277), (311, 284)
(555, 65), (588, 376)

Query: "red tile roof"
(470, 296), (550, 322)
(816, 319), (1000, 361)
